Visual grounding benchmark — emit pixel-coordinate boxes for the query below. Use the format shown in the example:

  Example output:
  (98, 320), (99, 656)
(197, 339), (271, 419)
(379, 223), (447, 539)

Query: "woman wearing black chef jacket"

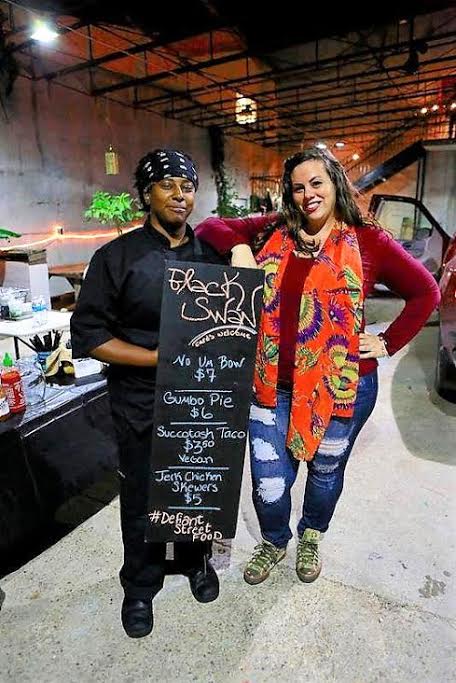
(71, 149), (224, 639)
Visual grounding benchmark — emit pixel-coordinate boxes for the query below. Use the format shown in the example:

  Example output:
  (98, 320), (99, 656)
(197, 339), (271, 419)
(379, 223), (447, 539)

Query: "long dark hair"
(253, 146), (375, 253)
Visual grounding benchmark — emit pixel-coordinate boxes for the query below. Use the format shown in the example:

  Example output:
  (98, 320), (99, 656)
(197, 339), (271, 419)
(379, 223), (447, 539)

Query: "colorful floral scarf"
(254, 223), (364, 461)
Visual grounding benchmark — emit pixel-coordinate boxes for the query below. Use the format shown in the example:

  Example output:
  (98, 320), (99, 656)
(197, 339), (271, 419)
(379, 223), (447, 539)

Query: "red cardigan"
(194, 214), (441, 374)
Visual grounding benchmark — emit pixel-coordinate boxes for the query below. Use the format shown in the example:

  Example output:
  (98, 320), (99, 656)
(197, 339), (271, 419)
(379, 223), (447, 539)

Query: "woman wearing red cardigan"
(195, 147), (440, 586)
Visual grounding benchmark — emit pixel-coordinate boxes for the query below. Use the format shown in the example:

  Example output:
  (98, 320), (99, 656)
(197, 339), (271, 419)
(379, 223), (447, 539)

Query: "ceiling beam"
(261, 116), (435, 147)
(168, 43), (456, 117)
(181, 60), (456, 130)
(254, 119), (426, 147)
(183, 56), (456, 130)
(268, 105), (442, 133)
(233, 105), (439, 142)
(215, 85), (445, 135)
(37, 25), (228, 81)
(134, 30), (456, 108)
(91, 49), (250, 96)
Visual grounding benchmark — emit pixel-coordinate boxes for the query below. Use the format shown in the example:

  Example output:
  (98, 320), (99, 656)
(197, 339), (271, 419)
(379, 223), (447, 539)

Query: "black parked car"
(435, 235), (456, 402)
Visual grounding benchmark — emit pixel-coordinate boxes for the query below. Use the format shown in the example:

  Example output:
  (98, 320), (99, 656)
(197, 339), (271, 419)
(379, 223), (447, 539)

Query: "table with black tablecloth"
(0, 378), (118, 565)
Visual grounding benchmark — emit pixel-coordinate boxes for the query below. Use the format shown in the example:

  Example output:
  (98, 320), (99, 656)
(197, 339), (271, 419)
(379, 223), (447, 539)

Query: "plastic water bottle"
(32, 295), (48, 327)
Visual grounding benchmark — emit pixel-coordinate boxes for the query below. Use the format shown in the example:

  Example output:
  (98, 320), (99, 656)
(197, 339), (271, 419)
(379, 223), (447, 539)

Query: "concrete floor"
(0, 300), (455, 682)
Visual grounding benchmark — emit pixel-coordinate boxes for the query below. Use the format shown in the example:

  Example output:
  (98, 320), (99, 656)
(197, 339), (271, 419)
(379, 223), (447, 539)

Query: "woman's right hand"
(231, 244), (257, 269)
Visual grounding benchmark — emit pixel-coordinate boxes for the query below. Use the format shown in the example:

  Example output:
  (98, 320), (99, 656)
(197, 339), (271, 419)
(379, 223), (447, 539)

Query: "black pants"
(116, 418), (212, 600)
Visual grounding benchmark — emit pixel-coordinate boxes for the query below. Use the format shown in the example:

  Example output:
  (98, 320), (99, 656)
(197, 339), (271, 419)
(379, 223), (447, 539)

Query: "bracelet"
(377, 334), (389, 358)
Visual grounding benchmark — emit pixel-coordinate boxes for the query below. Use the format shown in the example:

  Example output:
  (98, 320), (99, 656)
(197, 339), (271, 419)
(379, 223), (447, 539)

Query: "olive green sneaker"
(296, 528), (322, 583)
(244, 540), (286, 585)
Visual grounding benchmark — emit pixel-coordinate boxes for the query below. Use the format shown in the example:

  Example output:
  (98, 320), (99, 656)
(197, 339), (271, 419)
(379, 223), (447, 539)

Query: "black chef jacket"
(70, 219), (226, 432)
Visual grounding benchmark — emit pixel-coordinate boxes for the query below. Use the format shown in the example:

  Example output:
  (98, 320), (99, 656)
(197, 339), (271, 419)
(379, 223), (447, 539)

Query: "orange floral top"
(254, 223), (364, 461)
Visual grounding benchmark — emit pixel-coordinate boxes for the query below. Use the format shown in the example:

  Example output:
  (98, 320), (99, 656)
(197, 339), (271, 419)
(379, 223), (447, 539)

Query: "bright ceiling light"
(420, 107), (428, 115)
(450, 102), (456, 110)
(431, 104), (439, 112)
(315, 141), (327, 149)
(31, 21), (58, 43)
(352, 153), (360, 161)
(334, 141), (345, 148)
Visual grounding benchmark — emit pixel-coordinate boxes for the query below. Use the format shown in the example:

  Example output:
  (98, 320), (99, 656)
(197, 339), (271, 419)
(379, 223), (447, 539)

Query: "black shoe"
(187, 560), (219, 603)
(121, 598), (153, 638)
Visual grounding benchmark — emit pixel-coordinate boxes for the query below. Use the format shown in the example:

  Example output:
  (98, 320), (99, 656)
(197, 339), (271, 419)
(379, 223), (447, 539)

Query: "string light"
(0, 224), (142, 251)
(352, 153), (360, 161)
(60, 227), (139, 240)
(1, 235), (57, 251)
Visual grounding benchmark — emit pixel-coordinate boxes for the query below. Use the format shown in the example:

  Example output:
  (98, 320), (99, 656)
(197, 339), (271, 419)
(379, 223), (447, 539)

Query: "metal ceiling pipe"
(216, 85), (445, 134)
(135, 31), (456, 108)
(37, 24), (227, 81)
(160, 39), (456, 116)
(91, 50), (250, 96)
(184, 57), (456, 129)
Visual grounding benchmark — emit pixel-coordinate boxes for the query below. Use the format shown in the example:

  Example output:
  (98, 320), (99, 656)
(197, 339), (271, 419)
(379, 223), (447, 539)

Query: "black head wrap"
(135, 149), (199, 210)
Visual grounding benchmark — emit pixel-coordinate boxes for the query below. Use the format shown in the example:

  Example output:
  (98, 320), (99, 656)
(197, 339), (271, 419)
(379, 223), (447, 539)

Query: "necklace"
(294, 219), (339, 258)
(294, 234), (320, 259)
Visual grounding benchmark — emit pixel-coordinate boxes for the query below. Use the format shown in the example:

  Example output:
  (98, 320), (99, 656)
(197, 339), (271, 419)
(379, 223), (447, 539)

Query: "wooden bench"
(48, 262), (87, 298)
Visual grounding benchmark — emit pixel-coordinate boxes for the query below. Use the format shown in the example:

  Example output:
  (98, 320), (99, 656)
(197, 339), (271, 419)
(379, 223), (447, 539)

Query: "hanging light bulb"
(352, 153), (360, 161)
(235, 93), (257, 125)
(105, 145), (119, 175)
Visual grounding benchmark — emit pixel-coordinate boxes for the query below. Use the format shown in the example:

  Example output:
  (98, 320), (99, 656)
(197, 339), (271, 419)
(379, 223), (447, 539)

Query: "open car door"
(369, 194), (450, 279)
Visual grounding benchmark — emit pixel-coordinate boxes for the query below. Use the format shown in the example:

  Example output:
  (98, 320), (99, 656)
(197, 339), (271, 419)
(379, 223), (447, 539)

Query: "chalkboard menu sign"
(146, 261), (264, 543)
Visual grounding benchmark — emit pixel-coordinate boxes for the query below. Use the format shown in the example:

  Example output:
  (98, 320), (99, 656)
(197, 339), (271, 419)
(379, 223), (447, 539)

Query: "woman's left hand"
(359, 332), (389, 359)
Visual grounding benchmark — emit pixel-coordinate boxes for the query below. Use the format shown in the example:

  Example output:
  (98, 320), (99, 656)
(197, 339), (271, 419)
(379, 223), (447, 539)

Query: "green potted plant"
(0, 228), (21, 240)
(213, 177), (249, 218)
(84, 191), (143, 235)
(0, 228), (21, 284)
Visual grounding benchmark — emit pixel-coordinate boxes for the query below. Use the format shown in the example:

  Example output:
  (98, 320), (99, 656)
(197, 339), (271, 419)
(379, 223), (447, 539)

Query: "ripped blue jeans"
(249, 370), (378, 548)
